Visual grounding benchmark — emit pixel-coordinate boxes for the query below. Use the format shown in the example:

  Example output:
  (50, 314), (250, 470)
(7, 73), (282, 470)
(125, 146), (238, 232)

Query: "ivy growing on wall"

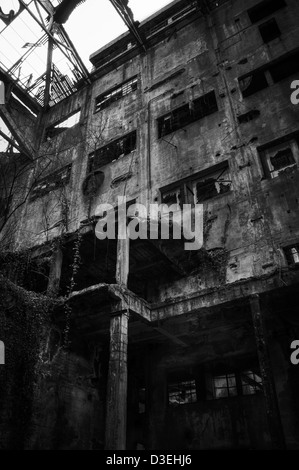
(0, 274), (59, 449)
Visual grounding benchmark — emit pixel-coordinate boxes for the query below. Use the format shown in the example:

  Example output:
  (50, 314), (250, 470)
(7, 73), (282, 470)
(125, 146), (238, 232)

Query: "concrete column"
(116, 237), (130, 286)
(47, 248), (63, 296)
(250, 294), (286, 449)
(105, 310), (129, 450)
(105, 213), (130, 449)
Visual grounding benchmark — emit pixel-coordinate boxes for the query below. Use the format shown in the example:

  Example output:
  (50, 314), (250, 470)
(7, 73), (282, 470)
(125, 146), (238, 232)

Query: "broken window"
(239, 71), (269, 98)
(45, 110), (81, 140)
(157, 91), (218, 138)
(268, 50), (299, 83)
(284, 244), (299, 265)
(259, 18), (281, 43)
(260, 136), (299, 178)
(212, 370), (262, 399)
(194, 164), (232, 203)
(270, 148), (295, 171)
(88, 130), (137, 172)
(193, 91), (218, 120)
(30, 164), (72, 201)
(160, 162), (232, 206)
(248, 0), (286, 24)
(95, 77), (138, 112)
(240, 51), (299, 99)
(168, 379), (197, 406)
(241, 371), (263, 395)
(161, 187), (181, 206)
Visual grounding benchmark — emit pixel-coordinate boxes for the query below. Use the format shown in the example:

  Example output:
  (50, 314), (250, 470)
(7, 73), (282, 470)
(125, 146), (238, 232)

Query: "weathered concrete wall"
(10, 0), (299, 308)
(28, 330), (107, 450)
(2, 0), (299, 450)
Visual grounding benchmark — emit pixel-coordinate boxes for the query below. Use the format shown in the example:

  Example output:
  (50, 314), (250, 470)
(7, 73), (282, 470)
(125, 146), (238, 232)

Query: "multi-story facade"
(1, 0), (299, 450)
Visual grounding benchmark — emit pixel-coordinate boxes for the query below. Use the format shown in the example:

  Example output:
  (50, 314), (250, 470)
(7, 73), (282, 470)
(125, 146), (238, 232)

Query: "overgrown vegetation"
(0, 273), (58, 449)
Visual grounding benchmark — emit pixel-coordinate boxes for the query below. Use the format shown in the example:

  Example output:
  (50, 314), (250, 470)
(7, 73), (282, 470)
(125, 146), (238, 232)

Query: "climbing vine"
(63, 229), (83, 349)
(0, 274), (58, 449)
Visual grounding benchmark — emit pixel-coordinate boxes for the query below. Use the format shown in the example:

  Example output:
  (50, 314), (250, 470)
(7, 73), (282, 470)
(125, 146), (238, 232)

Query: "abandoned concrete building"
(1, 0), (299, 451)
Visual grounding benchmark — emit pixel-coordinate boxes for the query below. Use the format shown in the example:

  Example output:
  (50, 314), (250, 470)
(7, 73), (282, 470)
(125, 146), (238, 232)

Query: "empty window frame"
(95, 77), (138, 112)
(30, 164), (72, 201)
(157, 91), (218, 138)
(161, 162), (232, 206)
(259, 18), (281, 42)
(88, 130), (137, 172)
(168, 379), (197, 406)
(239, 50), (299, 98)
(284, 244), (299, 265)
(45, 110), (81, 140)
(259, 135), (298, 178)
(247, 0), (286, 24)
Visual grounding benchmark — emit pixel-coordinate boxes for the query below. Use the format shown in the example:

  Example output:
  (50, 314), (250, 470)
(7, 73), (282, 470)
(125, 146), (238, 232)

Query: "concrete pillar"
(116, 237), (130, 286)
(47, 248), (63, 296)
(105, 310), (129, 450)
(105, 213), (130, 449)
(250, 294), (286, 449)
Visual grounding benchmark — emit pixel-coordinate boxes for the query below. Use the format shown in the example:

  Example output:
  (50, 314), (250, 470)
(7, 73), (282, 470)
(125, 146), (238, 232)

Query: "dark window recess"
(240, 50), (299, 98)
(30, 164), (72, 201)
(168, 379), (197, 406)
(259, 18), (281, 42)
(45, 110), (81, 140)
(238, 109), (261, 123)
(158, 91), (218, 138)
(248, 0), (286, 24)
(284, 244), (299, 265)
(88, 130), (137, 172)
(239, 71), (269, 98)
(270, 148), (295, 171)
(95, 77), (138, 112)
(269, 50), (299, 83)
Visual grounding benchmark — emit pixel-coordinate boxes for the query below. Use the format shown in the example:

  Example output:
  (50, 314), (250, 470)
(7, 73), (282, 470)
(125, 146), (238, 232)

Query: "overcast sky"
(65, 0), (174, 68)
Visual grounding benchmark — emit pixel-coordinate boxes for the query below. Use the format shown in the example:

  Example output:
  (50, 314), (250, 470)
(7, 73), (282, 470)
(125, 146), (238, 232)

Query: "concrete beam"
(151, 270), (299, 321)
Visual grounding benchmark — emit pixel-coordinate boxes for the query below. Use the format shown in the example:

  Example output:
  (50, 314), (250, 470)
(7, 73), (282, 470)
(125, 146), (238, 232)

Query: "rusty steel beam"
(109, 0), (147, 52)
